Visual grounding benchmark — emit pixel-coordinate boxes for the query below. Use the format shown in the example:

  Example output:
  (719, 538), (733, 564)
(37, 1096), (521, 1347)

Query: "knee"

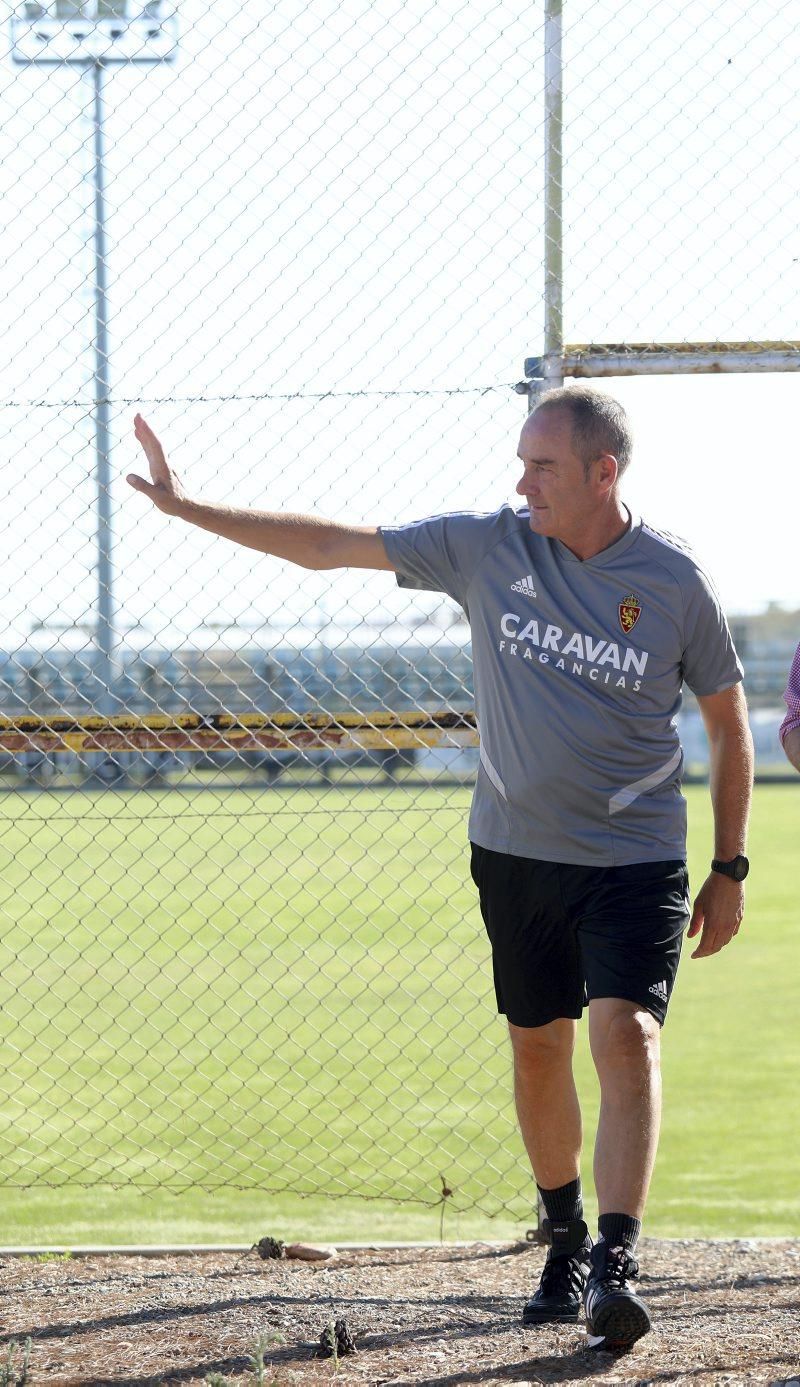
(591, 1007), (661, 1073)
(508, 1018), (575, 1074)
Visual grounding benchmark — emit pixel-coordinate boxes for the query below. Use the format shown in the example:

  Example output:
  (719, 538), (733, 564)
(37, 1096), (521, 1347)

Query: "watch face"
(732, 856), (749, 881)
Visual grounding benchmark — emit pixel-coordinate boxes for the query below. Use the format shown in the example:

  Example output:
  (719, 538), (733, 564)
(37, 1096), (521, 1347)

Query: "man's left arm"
(778, 641), (800, 772)
(688, 682), (754, 960)
(783, 726), (800, 773)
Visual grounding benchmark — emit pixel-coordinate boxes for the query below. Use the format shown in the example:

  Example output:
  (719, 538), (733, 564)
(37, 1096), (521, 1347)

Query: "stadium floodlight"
(11, 1), (177, 65)
(9, 2), (177, 728)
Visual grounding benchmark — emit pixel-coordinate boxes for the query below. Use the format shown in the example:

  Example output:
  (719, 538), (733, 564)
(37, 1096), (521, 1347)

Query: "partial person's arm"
(687, 682), (754, 959)
(126, 415), (395, 571)
(778, 642), (800, 772)
(783, 726), (800, 773)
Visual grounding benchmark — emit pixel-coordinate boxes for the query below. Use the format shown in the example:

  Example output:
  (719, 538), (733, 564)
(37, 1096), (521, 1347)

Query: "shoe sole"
(586, 1297), (652, 1351)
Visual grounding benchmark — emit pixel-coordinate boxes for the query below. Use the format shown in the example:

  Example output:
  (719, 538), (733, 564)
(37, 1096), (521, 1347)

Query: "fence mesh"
(0, 0), (796, 1219)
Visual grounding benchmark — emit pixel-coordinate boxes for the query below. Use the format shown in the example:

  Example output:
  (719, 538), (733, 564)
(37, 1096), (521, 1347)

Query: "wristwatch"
(711, 854), (749, 881)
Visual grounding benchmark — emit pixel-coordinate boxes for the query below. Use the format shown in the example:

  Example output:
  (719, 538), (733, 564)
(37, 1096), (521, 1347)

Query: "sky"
(1, 0), (799, 654)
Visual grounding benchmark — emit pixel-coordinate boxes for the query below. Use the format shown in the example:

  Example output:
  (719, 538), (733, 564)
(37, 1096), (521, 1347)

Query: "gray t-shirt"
(381, 505), (743, 866)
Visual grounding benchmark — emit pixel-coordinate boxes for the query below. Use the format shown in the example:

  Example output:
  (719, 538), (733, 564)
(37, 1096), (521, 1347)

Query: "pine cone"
(253, 1236), (286, 1260)
(316, 1317), (357, 1357)
(334, 1319), (357, 1356)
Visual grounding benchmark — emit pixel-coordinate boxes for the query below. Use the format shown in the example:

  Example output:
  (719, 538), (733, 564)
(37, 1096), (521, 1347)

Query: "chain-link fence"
(0, 0), (797, 1220)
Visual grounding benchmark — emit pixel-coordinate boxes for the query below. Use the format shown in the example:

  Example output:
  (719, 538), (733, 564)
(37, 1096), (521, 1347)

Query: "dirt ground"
(0, 1240), (798, 1386)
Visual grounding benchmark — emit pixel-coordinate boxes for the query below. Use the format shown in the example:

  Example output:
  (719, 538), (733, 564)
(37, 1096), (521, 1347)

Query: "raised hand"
(127, 414), (189, 516)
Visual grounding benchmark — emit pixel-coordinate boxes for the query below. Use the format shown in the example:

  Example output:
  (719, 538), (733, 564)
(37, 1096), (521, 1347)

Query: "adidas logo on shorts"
(648, 980), (668, 1002)
(510, 574), (537, 597)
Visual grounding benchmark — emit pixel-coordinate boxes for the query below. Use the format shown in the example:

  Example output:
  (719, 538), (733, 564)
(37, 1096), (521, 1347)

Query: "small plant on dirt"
(0, 1337), (32, 1387)
(204, 1375), (231, 1387)
(248, 1333), (282, 1386)
(29, 1252), (71, 1264)
(325, 1321), (339, 1373)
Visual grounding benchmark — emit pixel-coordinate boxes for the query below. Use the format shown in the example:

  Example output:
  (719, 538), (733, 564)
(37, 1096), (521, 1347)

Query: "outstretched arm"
(126, 415), (395, 572)
(687, 682), (754, 959)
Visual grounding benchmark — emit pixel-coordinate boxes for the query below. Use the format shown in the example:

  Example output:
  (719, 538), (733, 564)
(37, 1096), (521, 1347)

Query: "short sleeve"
(380, 509), (507, 608)
(681, 568), (744, 696)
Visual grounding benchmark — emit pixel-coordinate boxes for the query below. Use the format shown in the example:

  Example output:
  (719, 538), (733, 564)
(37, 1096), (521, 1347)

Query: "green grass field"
(0, 780), (796, 1246)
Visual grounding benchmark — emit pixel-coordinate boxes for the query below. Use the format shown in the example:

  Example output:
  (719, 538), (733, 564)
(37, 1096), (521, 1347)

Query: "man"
(128, 389), (753, 1351)
(779, 643), (800, 770)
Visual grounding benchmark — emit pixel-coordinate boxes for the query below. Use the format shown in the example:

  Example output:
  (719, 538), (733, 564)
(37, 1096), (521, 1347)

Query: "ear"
(594, 452), (619, 493)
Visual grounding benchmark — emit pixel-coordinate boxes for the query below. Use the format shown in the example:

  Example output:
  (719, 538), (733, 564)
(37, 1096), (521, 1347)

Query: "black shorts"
(470, 844), (690, 1028)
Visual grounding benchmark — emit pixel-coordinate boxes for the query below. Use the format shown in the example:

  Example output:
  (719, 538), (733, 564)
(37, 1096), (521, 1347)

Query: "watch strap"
(711, 854), (749, 881)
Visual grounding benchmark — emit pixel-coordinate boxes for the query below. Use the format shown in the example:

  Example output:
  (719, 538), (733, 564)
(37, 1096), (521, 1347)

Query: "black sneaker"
(583, 1241), (652, 1351)
(522, 1218), (592, 1325)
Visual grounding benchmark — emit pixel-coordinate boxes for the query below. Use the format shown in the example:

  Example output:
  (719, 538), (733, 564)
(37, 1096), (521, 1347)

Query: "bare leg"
(508, 1018), (582, 1189)
(588, 999), (661, 1218)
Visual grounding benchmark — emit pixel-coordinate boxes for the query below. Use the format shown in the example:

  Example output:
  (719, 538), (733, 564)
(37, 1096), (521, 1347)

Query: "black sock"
(537, 1177), (583, 1223)
(598, 1212), (641, 1252)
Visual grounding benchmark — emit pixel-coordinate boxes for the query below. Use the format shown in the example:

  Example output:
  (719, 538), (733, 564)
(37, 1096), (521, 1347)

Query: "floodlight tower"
(10, 1), (177, 715)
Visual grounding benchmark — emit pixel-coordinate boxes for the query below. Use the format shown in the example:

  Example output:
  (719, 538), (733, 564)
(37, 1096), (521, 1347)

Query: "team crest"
(618, 594), (641, 634)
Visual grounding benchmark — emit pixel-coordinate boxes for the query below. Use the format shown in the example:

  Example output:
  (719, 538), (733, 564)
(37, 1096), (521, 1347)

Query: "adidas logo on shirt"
(648, 980), (668, 1002)
(510, 574), (537, 597)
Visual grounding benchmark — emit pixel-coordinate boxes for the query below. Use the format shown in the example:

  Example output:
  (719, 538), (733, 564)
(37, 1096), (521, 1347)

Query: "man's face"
(515, 407), (601, 543)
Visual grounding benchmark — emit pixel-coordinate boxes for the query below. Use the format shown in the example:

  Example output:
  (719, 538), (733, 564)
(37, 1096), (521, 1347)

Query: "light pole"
(10, 2), (177, 717)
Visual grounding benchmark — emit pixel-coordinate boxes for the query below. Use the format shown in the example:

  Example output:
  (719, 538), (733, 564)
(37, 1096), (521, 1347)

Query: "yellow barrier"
(0, 711), (479, 754)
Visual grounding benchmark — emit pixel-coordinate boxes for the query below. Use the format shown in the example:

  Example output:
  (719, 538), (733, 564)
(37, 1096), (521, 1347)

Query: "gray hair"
(533, 386), (633, 478)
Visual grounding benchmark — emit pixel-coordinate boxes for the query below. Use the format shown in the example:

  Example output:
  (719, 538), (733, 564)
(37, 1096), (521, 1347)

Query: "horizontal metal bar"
(0, 1240), (512, 1257)
(0, 1245), (253, 1258)
(0, 1236), (784, 1257)
(524, 343), (800, 379)
(0, 710), (478, 753)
